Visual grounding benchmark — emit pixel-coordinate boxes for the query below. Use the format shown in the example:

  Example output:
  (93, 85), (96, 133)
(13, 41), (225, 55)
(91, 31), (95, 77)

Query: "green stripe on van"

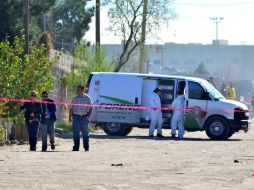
(99, 95), (134, 105)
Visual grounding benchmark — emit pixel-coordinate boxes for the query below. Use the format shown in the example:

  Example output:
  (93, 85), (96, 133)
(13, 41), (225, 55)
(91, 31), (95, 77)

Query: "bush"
(0, 124), (3, 140)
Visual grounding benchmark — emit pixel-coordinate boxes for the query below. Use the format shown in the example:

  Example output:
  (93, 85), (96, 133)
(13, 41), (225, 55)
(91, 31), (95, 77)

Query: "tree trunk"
(23, 0), (29, 55)
(138, 0), (148, 73)
(96, 0), (100, 48)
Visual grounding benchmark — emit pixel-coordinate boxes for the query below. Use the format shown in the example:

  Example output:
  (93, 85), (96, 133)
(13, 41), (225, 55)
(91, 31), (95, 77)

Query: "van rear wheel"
(205, 117), (230, 140)
(121, 126), (133, 136)
(102, 123), (132, 136)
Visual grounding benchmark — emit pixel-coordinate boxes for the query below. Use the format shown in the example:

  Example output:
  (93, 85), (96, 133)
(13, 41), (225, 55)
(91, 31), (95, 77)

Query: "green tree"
(193, 62), (209, 75)
(0, 1), (22, 41)
(60, 41), (113, 96)
(105, 0), (175, 72)
(0, 35), (58, 119)
(0, 0), (56, 42)
(48, 0), (94, 51)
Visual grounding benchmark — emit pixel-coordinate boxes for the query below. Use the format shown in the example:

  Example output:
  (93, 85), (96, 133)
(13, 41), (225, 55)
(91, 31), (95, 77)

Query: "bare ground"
(1, 124), (254, 190)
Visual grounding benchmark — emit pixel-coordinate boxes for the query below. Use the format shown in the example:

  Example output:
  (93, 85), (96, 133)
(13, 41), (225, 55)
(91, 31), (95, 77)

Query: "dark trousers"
(72, 115), (89, 150)
(26, 121), (39, 149)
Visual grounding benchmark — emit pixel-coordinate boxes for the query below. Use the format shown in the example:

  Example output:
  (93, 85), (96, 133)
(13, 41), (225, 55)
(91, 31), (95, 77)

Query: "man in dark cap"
(149, 87), (164, 138)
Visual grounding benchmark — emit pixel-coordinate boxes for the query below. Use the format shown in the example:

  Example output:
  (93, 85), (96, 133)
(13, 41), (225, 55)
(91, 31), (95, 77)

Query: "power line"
(176, 13), (254, 20)
(173, 1), (254, 6)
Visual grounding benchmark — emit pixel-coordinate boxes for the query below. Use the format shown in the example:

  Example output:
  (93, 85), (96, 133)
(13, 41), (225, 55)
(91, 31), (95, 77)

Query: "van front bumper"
(229, 119), (251, 132)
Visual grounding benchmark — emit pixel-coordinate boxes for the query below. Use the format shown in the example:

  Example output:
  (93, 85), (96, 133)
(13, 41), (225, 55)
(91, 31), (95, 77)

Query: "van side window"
(188, 81), (205, 100)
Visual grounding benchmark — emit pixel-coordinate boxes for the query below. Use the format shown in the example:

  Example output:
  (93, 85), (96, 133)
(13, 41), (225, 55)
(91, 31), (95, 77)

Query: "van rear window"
(87, 74), (93, 84)
(85, 74), (93, 93)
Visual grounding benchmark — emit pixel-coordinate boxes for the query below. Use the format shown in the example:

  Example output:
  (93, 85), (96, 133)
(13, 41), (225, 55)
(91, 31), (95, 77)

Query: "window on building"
(188, 59), (196, 64)
(153, 60), (161, 65)
(205, 58), (214, 64)
(170, 59), (178, 65)
(231, 57), (239, 64)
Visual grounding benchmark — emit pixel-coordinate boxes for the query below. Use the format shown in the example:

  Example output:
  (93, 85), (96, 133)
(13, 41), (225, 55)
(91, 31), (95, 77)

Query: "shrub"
(55, 120), (72, 133)
(55, 120), (96, 133)
(0, 124), (3, 140)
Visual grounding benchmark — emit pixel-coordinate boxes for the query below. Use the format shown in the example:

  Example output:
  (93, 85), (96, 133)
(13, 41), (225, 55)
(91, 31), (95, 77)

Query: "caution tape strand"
(0, 97), (253, 113)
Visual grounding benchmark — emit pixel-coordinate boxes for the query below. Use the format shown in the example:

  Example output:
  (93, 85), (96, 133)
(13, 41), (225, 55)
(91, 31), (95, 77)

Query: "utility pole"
(138, 0), (148, 73)
(96, 0), (100, 47)
(23, 0), (29, 55)
(210, 17), (223, 41)
(43, 15), (47, 32)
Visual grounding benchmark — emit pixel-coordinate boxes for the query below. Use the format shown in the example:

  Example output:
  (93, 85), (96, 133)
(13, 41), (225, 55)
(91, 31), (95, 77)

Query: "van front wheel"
(205, 117), (230, 140)
(102, 123), (132, 136)
(225, 130), (235, 139)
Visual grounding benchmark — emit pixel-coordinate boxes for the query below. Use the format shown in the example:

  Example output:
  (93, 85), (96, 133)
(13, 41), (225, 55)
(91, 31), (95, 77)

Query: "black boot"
(42, 144), (47, 152)
(30, 146), (36, 151)
(51, 144), (55, 150)
(157, 134), (165, 138)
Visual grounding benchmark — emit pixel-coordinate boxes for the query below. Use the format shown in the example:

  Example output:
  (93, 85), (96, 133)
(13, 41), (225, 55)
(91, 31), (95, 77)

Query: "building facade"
(101, 40), (254, 81)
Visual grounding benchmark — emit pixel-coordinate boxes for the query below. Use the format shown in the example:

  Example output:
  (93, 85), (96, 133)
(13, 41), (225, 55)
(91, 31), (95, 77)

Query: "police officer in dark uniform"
(20, 92), (42, 151)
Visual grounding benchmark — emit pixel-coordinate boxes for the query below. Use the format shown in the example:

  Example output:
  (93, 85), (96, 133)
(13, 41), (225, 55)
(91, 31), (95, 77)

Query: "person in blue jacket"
(41, 91), (57, 152)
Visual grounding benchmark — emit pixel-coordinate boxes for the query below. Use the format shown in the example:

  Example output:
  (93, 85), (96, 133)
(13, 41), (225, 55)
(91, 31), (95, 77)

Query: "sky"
(85, 0), (254, 45)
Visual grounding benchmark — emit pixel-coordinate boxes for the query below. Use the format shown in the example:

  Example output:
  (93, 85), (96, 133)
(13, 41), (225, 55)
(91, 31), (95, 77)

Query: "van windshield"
(201, 80), (225, 100)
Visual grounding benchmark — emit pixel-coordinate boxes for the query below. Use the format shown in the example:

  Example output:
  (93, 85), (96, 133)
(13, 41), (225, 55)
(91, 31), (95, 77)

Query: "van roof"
(91, 72), (206, 83)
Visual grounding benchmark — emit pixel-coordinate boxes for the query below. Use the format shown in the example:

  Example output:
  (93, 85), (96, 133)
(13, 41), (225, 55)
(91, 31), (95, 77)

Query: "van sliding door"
(141, 78), (175, 125)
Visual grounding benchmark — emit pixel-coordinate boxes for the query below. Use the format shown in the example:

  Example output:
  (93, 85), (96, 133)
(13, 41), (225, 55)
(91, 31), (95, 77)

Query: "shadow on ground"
(56, 133), (242, 142)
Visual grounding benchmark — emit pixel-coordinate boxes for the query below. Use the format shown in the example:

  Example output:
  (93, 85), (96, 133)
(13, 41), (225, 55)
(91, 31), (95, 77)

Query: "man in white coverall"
(149, 88), (164, 138)
(171, 91), (185, 140)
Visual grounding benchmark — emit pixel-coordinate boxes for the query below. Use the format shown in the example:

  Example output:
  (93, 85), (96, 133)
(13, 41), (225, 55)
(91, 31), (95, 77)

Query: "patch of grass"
(55, 120), (72, 133)
(0, 125), (3, 140)
(55, 120), (97, 133)
(89, 125), (96, 133)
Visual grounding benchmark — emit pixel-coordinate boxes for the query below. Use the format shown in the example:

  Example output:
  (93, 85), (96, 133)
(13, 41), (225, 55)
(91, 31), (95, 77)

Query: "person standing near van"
(41, 91), (57, 152)
(171, 91), (185, 140)
(252, 94), (254, 110)
(208, 77), (216, 88)
(69, 85), (93, 151)
(227, 82), (236, 100)
(149, 88), (164, 138)
(20, 92), (42, 151)
(220, 83), (227, 97)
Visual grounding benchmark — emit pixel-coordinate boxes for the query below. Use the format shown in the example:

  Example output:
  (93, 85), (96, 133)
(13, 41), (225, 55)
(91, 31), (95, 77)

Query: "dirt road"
(0, 126), (254, 190)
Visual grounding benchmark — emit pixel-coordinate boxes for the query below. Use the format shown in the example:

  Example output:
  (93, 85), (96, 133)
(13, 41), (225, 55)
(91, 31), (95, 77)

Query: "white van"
(86, 72), (251, 140)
